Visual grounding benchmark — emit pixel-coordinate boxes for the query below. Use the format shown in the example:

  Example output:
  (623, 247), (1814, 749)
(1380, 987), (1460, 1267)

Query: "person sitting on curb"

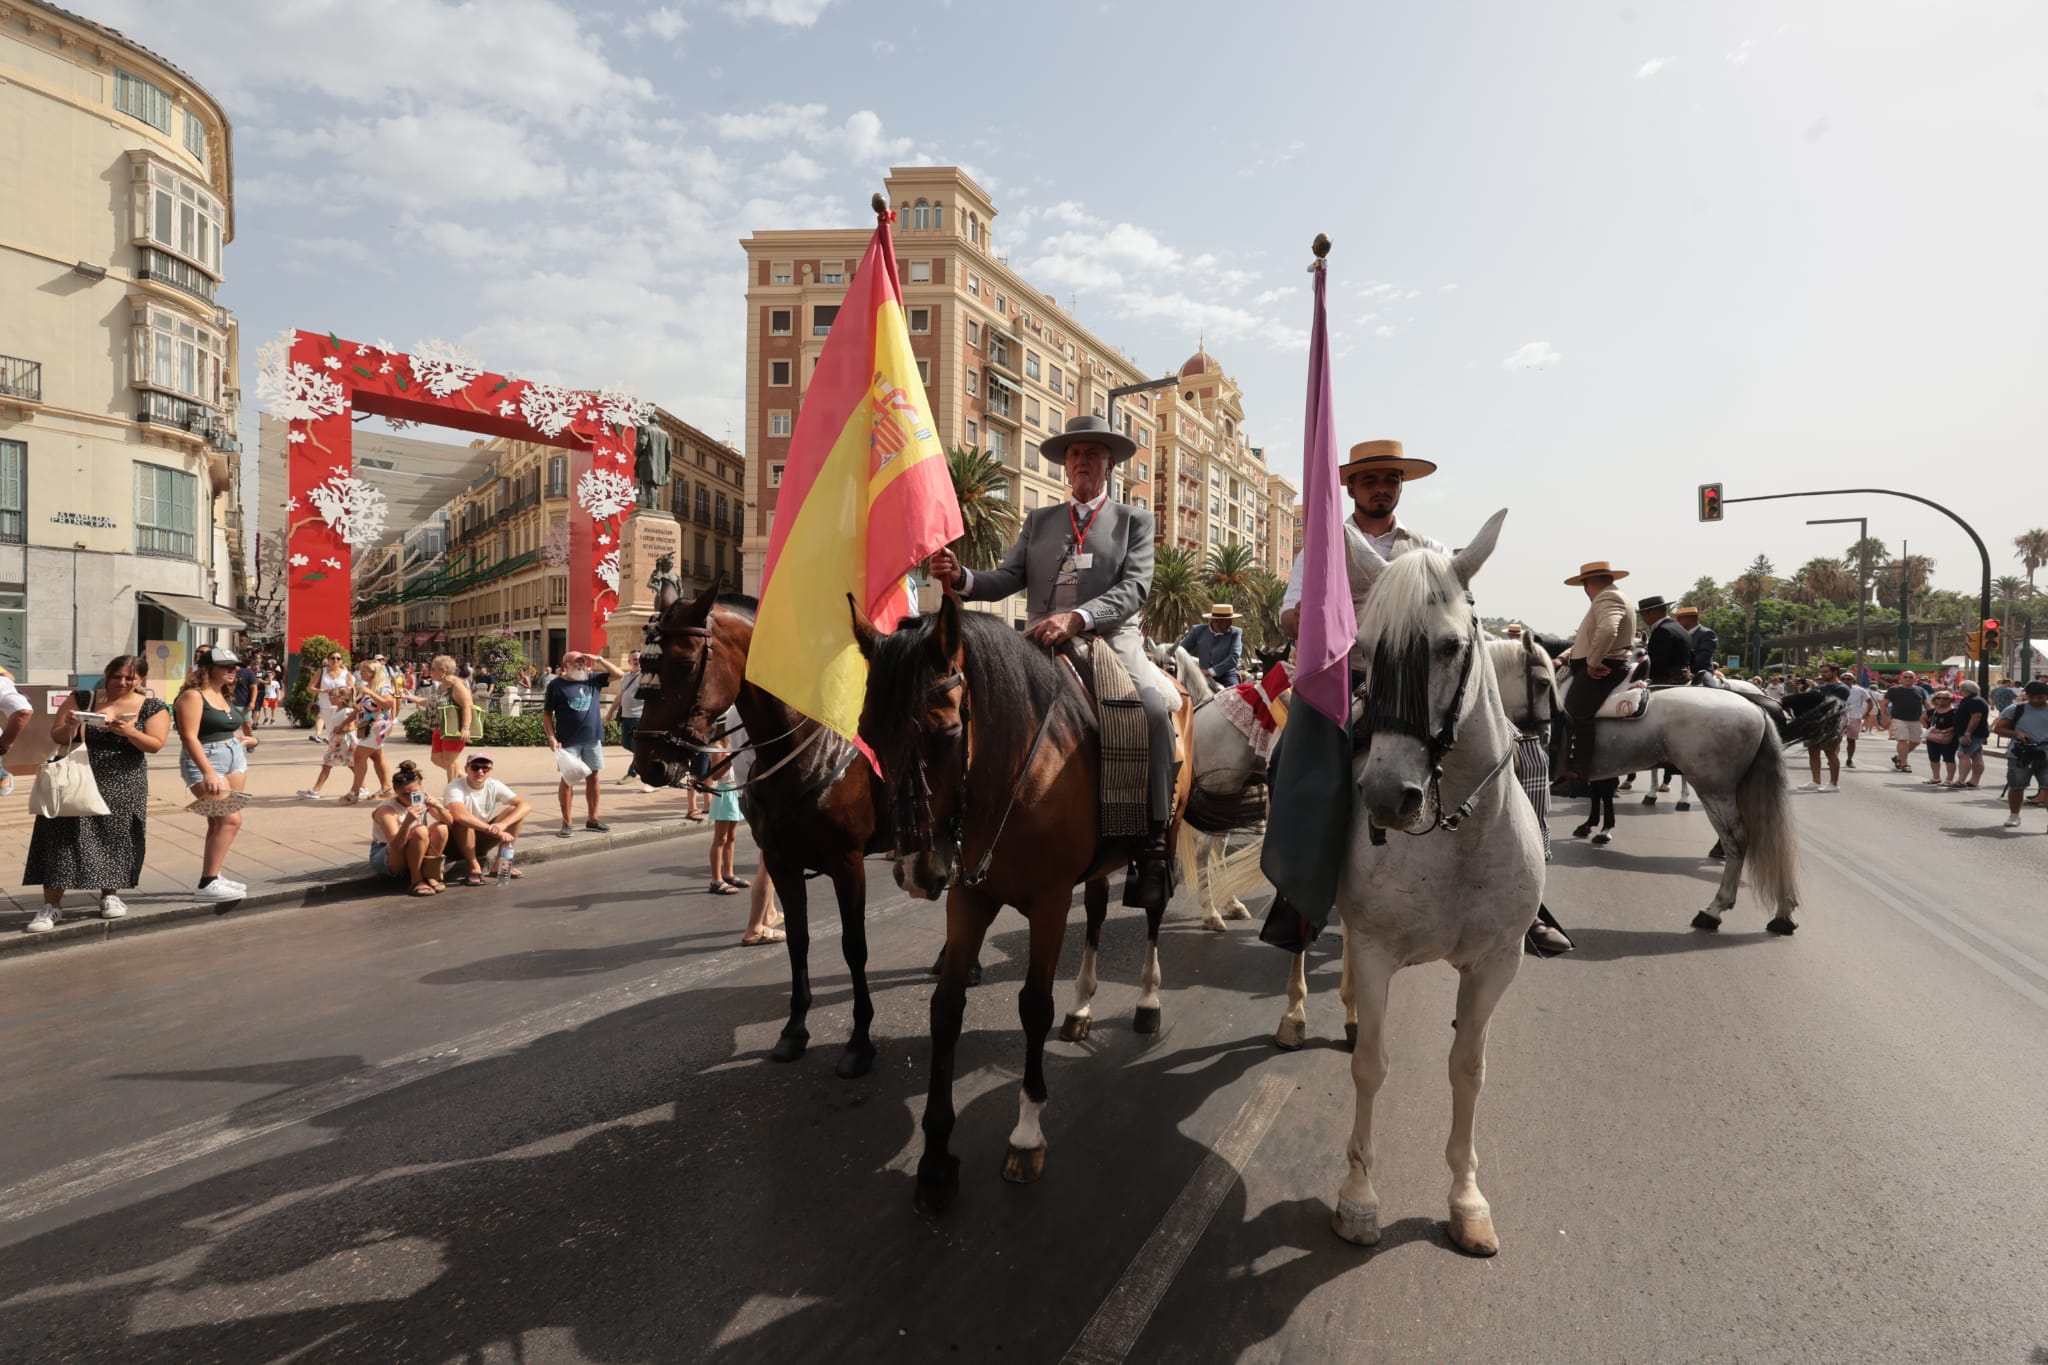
(369, 760), (451, 896)
(442, 753), (531, 885)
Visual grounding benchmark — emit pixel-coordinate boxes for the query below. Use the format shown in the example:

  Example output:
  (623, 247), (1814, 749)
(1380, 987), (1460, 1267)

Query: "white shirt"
(0, 676), (30, 721)
(444, 776), (517, 821)
(616, 673), (645, 720)
(1843, 683), (1869, 715)
(1280, 515), (1448, 613)
(959, 488), (1111, 629)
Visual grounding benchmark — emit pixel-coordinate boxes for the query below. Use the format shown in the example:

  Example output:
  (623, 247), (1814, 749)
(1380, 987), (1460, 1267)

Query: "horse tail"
(1736, 720), (1800, 911)
(1775, 692), (1846, 749)
(1173, 819), (1203, 908)
(1185, 781), (1268, 835)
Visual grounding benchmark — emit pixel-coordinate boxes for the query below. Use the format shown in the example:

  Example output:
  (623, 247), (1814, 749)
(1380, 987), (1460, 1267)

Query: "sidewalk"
(0, 723), (715, 959)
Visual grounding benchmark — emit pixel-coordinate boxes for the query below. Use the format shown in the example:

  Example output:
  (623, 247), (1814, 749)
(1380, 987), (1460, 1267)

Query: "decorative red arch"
(260, 330), (648, 657)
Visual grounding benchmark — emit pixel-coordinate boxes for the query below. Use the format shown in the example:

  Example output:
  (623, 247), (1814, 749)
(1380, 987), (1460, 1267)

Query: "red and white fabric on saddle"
(1213, 661), (1292, 760)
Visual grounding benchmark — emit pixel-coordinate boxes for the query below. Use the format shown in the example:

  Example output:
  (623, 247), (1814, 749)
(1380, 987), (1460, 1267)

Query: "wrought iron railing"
(0, 355), (41, 403)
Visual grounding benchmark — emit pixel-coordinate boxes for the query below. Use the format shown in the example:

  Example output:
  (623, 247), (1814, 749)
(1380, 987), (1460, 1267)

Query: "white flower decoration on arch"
(519, 381), (584, 439)
(306, 474), (391, 547)
(597, 550), (621, 594)
(256, 331), (348, 422)
(575, 467), (636, 522)
(410, 338), (485, 399)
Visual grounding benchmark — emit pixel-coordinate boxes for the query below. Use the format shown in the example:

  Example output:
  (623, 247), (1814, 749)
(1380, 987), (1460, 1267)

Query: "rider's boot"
(1123, 822), (1172, 909)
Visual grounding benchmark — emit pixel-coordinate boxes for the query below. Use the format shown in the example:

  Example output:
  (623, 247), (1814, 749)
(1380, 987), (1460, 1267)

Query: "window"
(769, 308), (792, 335)
(770, 411), (792, 437)
(908, 307), (930, 334)
(1136, 461), (1149, 481)
(914, 200), (930, 229)
(812, 305), (838, 336)
(1134, 498), (1148, 511)
(771, 262), (792, 284)
(917, 359), (931, 385)
(769, 463), (784, 488)
(910, 261), (932, 283)
(182, 112), (207, 162)
(967, 274), (981, 298)
(996, 294), (1008, 315)
(1025, 488), (1041, 510)
(822, 261), (845, 284)
(0, 440), (24, 544)
(1025, 351), (1041, 381)
(547, 455), (567, 497)
(114, 68), (172, 131)
(1137, 427), (1151, 448)
(965, 370), (978, 396)
(965, 420), (978, 445)
(1045, 365), (1061, 395)
(134, 461), (197, 558)
(987, 429), (1009, 460)
(134, 157), (223, 278)
(1025, 442), (1040, 471)
(988, 336), (1012, 370)
(716, 493), (729, 529)
(1025, 397), (1041, 426)
(769, 359), (792, 387)
(132, 303), (225, 406)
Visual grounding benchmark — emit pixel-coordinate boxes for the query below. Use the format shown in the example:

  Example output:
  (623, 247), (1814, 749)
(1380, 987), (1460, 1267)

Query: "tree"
(1204, 542), (1260, 606)
(945, 446), (1021, 571)
(1732, 567), (1774, 650)
(1685, 576), (1728, 613)
(1996, 575), (2029, 621)
(1793, 556), (1855, 607)
(1845, 536), (1888, 598)
(1142, 545), (1207, 641)
(1240, 569), (1288, 653)
(2016, 527), (2048, 594)
(1874, 553), (1935, 609)
(241, 531), (289, 647)
(1745, 553), (1776, 578)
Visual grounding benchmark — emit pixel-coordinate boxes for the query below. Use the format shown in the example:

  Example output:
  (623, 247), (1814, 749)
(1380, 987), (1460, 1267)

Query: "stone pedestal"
(601, 508), (683, 659)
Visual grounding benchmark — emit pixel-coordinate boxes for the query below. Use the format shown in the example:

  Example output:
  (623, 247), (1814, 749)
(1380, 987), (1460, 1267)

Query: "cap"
(195, 645), (241, 668)
(2025, 680), (2048, 697)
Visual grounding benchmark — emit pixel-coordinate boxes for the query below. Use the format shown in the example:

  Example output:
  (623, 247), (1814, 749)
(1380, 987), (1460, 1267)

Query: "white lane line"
(1062, 1073), (1294, 1365)
(1805, 842), (2048, 1013)
(0, 892), (920, 1230)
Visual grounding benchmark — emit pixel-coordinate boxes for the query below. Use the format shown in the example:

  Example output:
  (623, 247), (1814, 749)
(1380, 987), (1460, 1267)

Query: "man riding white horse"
(924, 414), (1179, 909)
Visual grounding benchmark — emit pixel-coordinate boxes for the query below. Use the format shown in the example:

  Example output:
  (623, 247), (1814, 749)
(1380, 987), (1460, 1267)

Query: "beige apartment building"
(437, 409), (744, 666)
(739, 166), (1164, 630)
(0, 0), (244, 681)
(1263, 470), (1299, 579)
(1151, 349), (1294, 579)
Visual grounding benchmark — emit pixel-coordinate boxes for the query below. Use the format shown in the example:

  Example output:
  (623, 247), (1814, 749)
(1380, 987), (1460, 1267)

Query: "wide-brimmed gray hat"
(1041, 414), (1137, 466)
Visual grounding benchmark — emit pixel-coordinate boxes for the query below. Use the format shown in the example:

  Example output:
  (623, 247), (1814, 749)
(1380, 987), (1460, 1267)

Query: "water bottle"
(496, 837), (516, 886)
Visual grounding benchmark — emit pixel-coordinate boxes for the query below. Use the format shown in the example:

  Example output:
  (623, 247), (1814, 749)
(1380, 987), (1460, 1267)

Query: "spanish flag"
(747, 204), (964, 740)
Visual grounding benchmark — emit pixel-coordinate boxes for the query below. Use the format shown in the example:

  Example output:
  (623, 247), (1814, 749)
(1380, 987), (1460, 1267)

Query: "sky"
(89, 0), (2048, 632)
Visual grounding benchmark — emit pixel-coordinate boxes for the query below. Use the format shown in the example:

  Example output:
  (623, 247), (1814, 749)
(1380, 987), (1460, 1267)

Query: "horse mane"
(866, 610), (1088, 761)
(1357, 549), (1472, 645)
(714, 592), (758, 620)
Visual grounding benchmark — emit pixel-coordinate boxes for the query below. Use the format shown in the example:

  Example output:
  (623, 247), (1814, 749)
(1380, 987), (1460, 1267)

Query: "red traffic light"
(1698, 482), (1724, 523)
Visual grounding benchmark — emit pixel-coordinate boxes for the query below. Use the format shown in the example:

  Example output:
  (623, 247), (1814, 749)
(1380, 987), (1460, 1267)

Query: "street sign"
(1698, 482), (1724, 522)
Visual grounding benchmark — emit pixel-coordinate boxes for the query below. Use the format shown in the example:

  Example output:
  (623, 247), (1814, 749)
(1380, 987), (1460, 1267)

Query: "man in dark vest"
(1674, 604), (1719, 684)
(1640, 595), (1692, 686)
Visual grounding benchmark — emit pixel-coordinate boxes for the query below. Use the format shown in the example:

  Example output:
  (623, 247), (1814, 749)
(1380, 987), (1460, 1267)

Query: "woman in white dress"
(312, 650), (353, 742)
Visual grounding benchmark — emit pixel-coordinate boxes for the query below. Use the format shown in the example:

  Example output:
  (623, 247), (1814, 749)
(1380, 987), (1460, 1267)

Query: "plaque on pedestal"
(605, 509), (683, 657)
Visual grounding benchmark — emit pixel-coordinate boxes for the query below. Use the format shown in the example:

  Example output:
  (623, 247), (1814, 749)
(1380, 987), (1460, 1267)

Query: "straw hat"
(1673, 605), (1701, 620)
(1207, 603), (1238, 620)
(1564, 561), (1630, 586)
(1336, 439), (1435, 484)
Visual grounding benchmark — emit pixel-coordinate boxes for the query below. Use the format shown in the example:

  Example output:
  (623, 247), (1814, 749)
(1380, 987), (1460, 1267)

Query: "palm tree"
(2016, 527), (2048, 595)
(1204, 542), (1260, 607)
(1794, 556), (1855, 606)
(1685, 576), (1728, 613)
(1143, 545), (1207, 641)
(1845, 536), (1887, 597)
(1732, 568), (1773, 652)
(1240, 569), (1288, 653)
(945, 446), (1021, 570)
(1875, 553), (1936, 609)
(1996, 575), (2028, 621)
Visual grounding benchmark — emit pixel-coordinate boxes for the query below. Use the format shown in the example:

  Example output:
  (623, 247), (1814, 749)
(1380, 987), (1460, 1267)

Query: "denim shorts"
(179, 738), (247, 788)
(562, 742), (605, 775)
(1958, 735), (1986, 756)
(369, 843), (400, 880)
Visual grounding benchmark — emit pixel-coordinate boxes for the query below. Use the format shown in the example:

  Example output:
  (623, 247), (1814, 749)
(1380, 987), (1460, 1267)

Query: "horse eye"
(1437, 637), (1463, 659)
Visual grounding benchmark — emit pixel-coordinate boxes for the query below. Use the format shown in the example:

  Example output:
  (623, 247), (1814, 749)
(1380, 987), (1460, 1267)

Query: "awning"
(138, 591), (247, 630)
(986, 369), (1024, 396)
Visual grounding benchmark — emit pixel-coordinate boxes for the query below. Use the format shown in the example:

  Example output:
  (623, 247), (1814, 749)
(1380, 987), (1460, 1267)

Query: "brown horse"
(634, 581), (888, 1079)
(853, 593), (1192, 1216)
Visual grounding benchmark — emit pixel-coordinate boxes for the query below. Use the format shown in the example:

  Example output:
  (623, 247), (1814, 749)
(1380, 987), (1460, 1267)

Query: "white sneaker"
(2005, 813), (2023, 828)
(99, 895), (128, 919)
(637, 784), (658, 794)
(1819, 784), (1839, 793)
(194, 881), (244, 903)
(1792, 782), (1819, 792)
(216, 875), (247, 893)
(298, 789), (325, 799)
(25, 908), (56, 933)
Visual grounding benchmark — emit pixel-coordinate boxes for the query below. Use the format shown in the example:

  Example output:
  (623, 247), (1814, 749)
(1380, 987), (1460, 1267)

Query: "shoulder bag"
(30, 737), (111, 819)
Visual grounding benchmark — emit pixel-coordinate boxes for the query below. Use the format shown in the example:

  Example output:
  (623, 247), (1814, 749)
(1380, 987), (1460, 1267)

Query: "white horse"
(1150, 641), (1262, 931)
(1332, 510), (1541, 1254)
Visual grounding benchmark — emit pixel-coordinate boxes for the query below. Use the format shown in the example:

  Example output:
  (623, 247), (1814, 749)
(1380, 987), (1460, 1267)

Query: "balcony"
(0, 354), (42, 404)
(136, 389), (213, 433)
(136, 248), (218, 305)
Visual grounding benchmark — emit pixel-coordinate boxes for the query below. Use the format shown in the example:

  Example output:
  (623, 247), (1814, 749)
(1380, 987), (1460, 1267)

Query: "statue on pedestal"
(634, 424), (672, 509)
(643, 552), (685, 645)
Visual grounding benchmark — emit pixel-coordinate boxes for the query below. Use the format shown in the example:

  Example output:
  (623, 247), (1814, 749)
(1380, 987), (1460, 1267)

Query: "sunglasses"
(468, 762), (493, 772)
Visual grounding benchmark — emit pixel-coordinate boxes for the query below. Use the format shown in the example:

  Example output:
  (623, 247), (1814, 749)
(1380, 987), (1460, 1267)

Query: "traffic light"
(1966, 630), (1983, 661)
(1983, 619), (2001, 659)
(1698, 482), (1724, 522)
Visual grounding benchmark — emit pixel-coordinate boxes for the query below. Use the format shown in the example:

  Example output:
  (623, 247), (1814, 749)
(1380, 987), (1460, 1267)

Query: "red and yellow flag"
(747, 211), (963, 739)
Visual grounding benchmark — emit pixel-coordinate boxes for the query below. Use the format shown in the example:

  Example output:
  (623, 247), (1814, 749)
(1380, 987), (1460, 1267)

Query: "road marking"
(1805, 842), (2048, 1013)
(1062, 1073), (1294, 1365)
(0, 891), (922, 1230)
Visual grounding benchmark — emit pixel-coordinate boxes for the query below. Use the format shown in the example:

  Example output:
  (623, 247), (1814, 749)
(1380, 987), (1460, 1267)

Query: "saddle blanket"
(1597, 683), (1650, 721)
(1213, 662), (1291, 761)
(1084, 637), (1151, 839)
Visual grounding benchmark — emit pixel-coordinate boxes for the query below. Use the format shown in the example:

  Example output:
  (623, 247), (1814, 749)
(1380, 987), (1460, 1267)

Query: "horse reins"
(891, 663), (1059, 888)
(640, 616), (832, 794)
(1357, 599), (1515, 843)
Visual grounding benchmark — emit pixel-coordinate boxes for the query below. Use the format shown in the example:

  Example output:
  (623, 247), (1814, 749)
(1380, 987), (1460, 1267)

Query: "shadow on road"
(1560, 925), (1778, 962)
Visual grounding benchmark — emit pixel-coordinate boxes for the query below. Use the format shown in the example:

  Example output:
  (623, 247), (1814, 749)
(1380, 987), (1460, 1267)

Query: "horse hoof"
(913, 1154), (961, 1218)
(1690, 911), (1722, 932)
(1571, 824), (1594, 839)
(835, 1044), (876, 1080)
(1676, 801), (1692, 812)
(1765, 916), (1798, 936)
(1000, 1143), (1046, 1184)
(1343, 1022), (1358, 1052)
(1707, 842), (1725, 860)
(1447, 1208), (1501, 1257)
(1132, 1005), (1162, 1035)
(1641, 794), (1657, 806)
(1331, 1198), (1382, 1246)
(966, 962), (983, 988)
(1591, 832), (1612, 846)
(1226, 898), (1251, 920)
(770, 1032), (809, 1064)
(1201, 914), (1228, 933)
(1273, 1018), (1306, 1052)
(1060, 1013), (1092, 1043)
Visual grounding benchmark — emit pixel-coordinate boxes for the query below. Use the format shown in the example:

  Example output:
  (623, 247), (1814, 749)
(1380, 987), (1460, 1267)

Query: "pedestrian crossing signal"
(1698, 483), (1724, 522)
(1983, 619), (2001, 658)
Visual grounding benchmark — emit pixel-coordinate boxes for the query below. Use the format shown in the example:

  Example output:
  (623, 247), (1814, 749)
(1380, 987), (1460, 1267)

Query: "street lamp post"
(1808, 515), (1867, 680)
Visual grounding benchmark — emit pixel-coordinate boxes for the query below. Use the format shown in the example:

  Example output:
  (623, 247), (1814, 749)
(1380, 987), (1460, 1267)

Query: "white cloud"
(1439, 283), (1459, 292)
(871, 38), (895, 54)
(1726, 39), (1755, 65)
(1251, 287), (1297, 306)
(267, 108), (570, 208)
(647, 7), (688, 41)
(1636, 58), (1666, 79)
(1503, 341), (1563, 371)
(1375, 324), (1400, 337)
(1042, 201), (1105, 229)
(710, 102), (914, 166)
(725, 0), (836, 25)
(766, 150), (826, 182)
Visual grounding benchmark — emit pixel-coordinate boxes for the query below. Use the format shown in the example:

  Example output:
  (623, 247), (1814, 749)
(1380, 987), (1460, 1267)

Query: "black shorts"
(689, 750), (713, 779)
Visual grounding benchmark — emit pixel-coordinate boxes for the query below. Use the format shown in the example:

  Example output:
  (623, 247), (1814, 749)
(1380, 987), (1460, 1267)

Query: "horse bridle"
(889, 662), (1056, 888)
(1356, 595), (1515, 841)
(637, 616), (820, 791)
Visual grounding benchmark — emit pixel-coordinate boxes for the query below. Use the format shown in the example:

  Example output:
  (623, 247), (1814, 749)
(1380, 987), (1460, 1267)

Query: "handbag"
(30, 738), (111, 818)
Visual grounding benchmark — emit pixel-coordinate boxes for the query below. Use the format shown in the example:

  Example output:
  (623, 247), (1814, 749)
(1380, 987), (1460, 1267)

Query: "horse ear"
(847, 593), (882, 660)
(1451, 508), (1509, 588)
(932, 590), (963, 662)
(682, 577), (717, 627)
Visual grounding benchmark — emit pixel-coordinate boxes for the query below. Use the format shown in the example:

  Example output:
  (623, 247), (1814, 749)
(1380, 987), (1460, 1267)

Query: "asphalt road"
(1, 750), (2045, 1364)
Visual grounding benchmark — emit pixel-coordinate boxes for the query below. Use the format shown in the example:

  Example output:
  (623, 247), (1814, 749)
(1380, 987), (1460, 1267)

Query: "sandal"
(463, 871), (487, 886)
(709, 882), (740, 895)
(374, 788), (395, 799)
(723, 876), (751, 889)
(339, 792), (360, 805)
(740, 927), (787, 945)
(411, 883), (438, 897)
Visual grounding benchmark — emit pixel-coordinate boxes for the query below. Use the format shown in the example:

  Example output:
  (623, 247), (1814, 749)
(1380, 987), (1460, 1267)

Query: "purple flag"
(1294, 261), (1355, 727)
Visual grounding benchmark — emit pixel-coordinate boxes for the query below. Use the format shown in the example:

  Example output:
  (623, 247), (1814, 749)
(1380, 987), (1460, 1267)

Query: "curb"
(0, 819), (709, 963)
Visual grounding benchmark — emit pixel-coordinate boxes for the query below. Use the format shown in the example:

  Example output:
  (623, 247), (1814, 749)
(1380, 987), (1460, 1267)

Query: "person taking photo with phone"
(369, 760), (451, 895)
